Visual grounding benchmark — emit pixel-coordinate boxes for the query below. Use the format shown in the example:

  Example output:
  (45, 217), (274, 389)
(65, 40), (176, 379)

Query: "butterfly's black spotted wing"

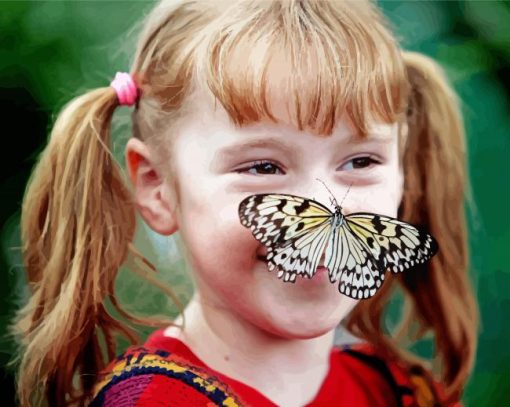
(324, 220), (385, 299)
(344, 213), (438, 274)
(238, 194), (386, 299)
(238, 194), (333, 282)
(239, 193), (439, 300)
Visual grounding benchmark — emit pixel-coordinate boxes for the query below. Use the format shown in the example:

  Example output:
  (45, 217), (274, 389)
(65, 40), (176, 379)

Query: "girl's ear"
(125, 137), (179, 236)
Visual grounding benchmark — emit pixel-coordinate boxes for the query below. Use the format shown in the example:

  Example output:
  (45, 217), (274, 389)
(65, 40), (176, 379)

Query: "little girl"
(10, 0), (478, 406)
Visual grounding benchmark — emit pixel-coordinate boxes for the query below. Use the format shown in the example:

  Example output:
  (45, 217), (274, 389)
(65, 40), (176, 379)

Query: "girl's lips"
(256, 248), (327, 267)
(310, 266), (329, 283)
(316, 266), (328, 274)
(256, 245), (329, 282)
(257, 253), (330, 283)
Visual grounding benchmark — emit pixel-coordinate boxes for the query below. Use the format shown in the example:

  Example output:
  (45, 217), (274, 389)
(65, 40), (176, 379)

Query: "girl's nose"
(298, 179), (342, 211)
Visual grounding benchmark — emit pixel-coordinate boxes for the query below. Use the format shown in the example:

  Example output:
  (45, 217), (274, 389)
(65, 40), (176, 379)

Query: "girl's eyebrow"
(346, 132), (395, 145)
(213, 132), (394, 166)
(214, 138), (294, 161)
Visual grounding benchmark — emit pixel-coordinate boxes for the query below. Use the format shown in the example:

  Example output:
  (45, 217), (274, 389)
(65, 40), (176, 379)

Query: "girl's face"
(160, 94), (403, 339)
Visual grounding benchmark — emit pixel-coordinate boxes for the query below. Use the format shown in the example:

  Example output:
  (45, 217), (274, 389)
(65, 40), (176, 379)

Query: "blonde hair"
(9, 1), (478, 405)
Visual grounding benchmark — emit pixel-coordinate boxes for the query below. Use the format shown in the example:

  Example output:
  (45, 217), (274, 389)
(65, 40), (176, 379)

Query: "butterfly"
(238, 191), (438, 300)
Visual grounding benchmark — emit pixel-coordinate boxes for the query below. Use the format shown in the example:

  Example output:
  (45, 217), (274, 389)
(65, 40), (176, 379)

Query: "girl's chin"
(245, 261), (356, 335)
(251, 297), (346, 339)
(260, 318), (338, 340)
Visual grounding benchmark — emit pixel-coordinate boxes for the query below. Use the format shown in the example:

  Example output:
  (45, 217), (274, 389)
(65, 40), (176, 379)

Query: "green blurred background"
(1, 1), (509, 405)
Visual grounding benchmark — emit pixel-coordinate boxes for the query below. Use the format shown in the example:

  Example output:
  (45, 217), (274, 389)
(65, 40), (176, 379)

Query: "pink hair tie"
(110, 72), (138, 106)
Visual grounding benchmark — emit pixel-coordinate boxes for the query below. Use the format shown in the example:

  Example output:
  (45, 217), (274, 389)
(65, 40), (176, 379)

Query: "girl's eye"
(340, 156), (380, 171)
(237, 160), (284, 175)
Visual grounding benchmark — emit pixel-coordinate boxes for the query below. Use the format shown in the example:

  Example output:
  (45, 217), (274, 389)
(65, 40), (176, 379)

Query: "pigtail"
(347, 51), (479, 402)
(399, 51), (478, 399)
(7, 84), (178, 406)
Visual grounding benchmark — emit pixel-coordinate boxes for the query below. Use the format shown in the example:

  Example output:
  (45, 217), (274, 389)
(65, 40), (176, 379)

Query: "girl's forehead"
(185, 85), (398, 146)
(186, 81), (395, 143)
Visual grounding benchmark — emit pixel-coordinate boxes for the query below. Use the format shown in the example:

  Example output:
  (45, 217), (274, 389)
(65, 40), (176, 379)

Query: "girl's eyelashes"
(236, 160), (285, 175)
(339, 155), (382, 171)
(235, 156), (381, 175)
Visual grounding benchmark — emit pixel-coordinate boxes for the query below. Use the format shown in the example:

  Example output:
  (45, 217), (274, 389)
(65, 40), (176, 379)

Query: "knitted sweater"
(89, 328), (461, 406)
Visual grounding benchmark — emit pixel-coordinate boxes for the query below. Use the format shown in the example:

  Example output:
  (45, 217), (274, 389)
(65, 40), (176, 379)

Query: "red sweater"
(89, 328), (461, 406)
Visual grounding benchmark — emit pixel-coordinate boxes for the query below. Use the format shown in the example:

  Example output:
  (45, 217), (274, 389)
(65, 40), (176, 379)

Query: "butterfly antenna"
(340, 182), (353, 207)
(315, 178), (339, 207)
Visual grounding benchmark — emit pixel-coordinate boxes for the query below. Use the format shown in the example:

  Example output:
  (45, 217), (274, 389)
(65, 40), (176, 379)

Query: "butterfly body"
(332, 207), (344, 228)
(239, 193), (438, 300)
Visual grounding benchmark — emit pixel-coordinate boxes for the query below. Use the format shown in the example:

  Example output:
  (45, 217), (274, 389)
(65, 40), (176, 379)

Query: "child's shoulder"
(89, 345), (244, 407)
(336, 341), (462, 407)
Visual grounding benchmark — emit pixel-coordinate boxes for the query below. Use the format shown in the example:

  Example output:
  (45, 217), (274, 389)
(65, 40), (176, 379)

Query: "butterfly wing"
(344, 213), (438, 274)
(266, 221), (332, 282)
(324, 221), (384, 299)
(239, 194), (333, 281)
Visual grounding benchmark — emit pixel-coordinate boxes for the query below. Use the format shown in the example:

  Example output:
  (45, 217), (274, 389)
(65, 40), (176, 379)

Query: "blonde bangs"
(193, 0), (410, 136)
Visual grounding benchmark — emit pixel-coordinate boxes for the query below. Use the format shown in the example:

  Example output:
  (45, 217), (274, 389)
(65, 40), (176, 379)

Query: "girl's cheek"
(190, 213), (259, 265)
(346, 182), (402, 217)
(227, 218), (262, 255)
